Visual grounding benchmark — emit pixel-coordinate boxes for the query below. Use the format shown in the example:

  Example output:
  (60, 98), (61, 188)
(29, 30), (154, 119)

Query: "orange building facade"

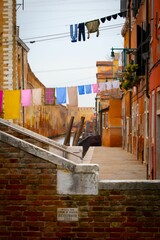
(120, 0), (160, 179)
(96, 57), (122, 147)
(148, 0), (160, 179)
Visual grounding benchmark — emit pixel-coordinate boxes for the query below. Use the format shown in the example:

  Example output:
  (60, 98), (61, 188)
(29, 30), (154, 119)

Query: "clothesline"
(70, 11), (126, 42)
(0, 80), (120, 119)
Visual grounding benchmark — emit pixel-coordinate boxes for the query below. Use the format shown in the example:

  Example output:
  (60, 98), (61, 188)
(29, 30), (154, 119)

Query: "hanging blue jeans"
(70, 24), (78, 42)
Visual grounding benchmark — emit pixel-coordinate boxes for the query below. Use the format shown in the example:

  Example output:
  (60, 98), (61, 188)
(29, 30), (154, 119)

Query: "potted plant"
(120, 63), (139, 90)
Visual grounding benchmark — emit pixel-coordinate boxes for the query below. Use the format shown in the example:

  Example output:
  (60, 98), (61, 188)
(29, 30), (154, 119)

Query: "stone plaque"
(57, 208), (78, 221)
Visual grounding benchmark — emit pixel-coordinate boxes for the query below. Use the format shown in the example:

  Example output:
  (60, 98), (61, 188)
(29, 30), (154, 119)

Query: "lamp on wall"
(110, 47), (137, 66)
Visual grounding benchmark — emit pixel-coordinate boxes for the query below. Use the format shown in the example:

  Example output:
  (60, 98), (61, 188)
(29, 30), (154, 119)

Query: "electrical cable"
(34, 66), (95, 73)
(0, 22), (125, 46)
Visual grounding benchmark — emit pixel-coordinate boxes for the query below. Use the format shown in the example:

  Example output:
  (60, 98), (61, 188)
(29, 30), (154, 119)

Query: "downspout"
(146, 0), (150, 99)
(128, 0), (131, 50)
(146, 0), (150, 179)
(22, 47), (25, 127)
(128, 0), (132, 152)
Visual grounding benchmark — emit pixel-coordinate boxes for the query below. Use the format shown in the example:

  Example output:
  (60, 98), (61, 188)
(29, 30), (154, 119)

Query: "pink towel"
(21, 89), (32, 106)
(92, 83), (99, 93)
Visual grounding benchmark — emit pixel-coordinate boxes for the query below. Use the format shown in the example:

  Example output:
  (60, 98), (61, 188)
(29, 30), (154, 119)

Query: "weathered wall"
(67, 106), (95, 129)
(23, 104), (67, 138)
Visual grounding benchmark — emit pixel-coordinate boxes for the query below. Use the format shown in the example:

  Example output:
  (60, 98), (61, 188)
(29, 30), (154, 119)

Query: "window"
(102, 112), (108, 128)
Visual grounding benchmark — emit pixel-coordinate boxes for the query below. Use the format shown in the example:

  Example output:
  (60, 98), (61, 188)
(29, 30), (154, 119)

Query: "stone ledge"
(99, 180), (160, 190)
(57, 169), (99, 195)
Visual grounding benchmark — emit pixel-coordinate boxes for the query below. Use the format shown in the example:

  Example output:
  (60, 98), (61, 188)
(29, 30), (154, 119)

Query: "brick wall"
(0, 124), (160, 239)
(0, 0), (17, 90)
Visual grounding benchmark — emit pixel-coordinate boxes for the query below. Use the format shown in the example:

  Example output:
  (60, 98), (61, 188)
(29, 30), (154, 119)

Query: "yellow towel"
(4, 90), (21, 119)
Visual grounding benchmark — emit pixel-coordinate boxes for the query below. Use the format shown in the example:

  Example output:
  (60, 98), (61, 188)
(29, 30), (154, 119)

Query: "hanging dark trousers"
(78, 23), (85, 41)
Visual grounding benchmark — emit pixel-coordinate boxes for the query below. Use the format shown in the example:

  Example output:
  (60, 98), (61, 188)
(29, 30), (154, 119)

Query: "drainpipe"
(128, 0), (131, 50)
(146, 0), (150, 180)
(146, 0), (150, 99)
(22, 47), (25, 127)
(128, 0), (132, 152)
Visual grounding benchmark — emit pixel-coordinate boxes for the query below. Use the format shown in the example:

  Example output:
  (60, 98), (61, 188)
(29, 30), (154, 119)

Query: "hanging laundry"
(56, 87), (66, 104)
(4, 90), (21, 120)
(118, 11), (126, 17)
(21, 89), (32, 107)
(32, 88), (42, 106)
(85, 84), (92, 94)
(45, 88), (55, 105)
(0, 90), (3, 114)
(112, 80), (119, 89)
(92, 83), (99, 93)
(106, 82), (113, 90)
(78, 23), (85, 41)
(99, 82), (106, 92)
(106, 16), (111, 21)
(78, 85), (85, 95)
(100, 17), (106, 23)
(112, 14), (118, 20)
(67, 86), (78, 107)
(70, 24), (78, 42)
(85, 19), (100, 39)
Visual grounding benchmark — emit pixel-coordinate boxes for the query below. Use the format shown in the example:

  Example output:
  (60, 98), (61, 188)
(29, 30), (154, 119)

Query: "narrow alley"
(84, 146), (146, 180)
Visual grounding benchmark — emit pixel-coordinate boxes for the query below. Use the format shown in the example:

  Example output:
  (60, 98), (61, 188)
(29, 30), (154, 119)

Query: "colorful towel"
(78, 85), (85, 95)
(92, 83), (99, 93)
(21, 89), (32, 106)
(56, 87), (66, 104)
(45, 88), (55, 105)
(85, 84), (92, 94)
(4, 90), (21, 119)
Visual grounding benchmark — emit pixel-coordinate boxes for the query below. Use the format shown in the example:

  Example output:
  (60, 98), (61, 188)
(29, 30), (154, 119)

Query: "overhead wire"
(0, 21), (124, 46)
(23, 23), (124, 43)
(34, 66), (95, 73)
(0, 23), (124, 46)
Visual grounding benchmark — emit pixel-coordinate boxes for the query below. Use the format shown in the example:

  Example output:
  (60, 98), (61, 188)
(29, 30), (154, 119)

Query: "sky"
(17, 0), (125, 107)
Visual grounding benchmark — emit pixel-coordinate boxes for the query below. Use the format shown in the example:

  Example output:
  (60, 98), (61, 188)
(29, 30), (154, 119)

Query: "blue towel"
(56, 87), (66, 104)
(85, 84), (92, 94)
(78, 85), (85, 95)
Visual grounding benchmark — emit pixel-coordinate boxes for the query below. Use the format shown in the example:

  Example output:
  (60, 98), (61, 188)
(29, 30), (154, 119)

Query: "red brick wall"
(0, 140), (160, 239)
